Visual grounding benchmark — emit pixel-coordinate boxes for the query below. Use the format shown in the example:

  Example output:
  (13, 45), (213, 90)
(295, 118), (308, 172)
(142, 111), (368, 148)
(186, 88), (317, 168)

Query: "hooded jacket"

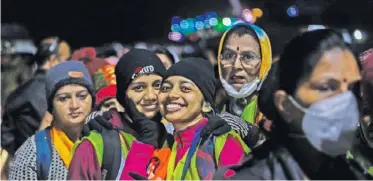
(217, 23), (272, 125)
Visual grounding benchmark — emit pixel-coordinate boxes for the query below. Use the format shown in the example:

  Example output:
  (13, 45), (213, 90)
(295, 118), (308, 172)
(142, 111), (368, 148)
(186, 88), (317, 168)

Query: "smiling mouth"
(141, 104), (157, 111)
(165, 103), (185, 113)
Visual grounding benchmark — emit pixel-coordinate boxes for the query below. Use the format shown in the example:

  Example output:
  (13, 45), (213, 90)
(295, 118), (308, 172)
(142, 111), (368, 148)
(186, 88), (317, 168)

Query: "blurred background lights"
(195, 21), (204, 30)
(252, 8), (263, 18)
(180, 20), (189, 29)
(307, 25), (325, 31)
(168, 32), (183, 41)
(209, 18), (218, 26)
(242, 9), (254, 23)
(222, 17), (232, 26)
(287, 5), (299, 17)
(354, 29), (362, 40)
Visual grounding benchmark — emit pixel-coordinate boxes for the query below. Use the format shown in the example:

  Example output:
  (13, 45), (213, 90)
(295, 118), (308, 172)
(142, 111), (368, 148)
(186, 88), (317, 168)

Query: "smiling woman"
(9, 61), (94, 180)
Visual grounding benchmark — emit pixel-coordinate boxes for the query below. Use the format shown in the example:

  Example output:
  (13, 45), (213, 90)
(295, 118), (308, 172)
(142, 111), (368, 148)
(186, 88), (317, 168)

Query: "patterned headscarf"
(92, 64), (116, 92)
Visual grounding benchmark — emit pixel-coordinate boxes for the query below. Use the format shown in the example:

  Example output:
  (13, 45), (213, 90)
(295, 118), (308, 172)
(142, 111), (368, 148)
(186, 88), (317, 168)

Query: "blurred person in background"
(1, 23), (36, 106)
(153, 46), (177, 69)
(1, 37), (71, 160)
(9, 61), (94, 180)
(216, 23), (272, 125)
(215, 29), (367, 180)
(95, 84), (124, 112)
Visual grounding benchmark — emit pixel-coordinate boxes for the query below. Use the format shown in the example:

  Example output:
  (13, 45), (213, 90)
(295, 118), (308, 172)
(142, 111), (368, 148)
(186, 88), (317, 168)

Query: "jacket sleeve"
(120, 141), (155, 180)
(8, 136), (38, 180)
(67, 140), (102, 180)
(218, 135), (245, 167)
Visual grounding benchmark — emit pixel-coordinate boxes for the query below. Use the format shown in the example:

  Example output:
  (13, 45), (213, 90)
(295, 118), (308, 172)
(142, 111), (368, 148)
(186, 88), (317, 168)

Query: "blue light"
(287, 5), (299, 17)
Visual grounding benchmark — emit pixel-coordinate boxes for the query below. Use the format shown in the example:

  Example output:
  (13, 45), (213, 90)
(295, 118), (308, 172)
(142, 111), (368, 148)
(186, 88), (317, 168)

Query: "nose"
(69, 97), (79, 110)
(143, 86), (157, 103)
(168, 87), (180, 100)
(233, 56), (243, 71)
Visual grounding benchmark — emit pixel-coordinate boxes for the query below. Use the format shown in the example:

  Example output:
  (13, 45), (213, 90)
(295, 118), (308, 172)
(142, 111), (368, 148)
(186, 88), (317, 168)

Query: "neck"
(53, 122), (83, 142)
(173, 114), (204, 132)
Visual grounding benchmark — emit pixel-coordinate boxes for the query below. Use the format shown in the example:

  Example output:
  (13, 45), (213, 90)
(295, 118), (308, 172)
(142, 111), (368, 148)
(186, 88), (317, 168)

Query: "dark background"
(2, 0), (373, 54)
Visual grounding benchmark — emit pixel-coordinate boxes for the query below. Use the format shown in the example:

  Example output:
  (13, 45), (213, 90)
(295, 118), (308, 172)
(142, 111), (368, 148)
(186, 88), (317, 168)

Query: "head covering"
(217, 23), (272, 98)
(71, 47), (108, 76)
(92, 64), (116, 92)
(96, 84), (117, 106)
(163, 58), (216, 105)
(45, 61), (94, 112)
(115, 48), (166, 106)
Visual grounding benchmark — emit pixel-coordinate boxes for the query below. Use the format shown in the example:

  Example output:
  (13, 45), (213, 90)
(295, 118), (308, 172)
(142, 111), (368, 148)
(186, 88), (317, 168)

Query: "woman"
(95, 84), (124, 112)
(67, 49), (167, 180)
(9, 61), (94, 180)
(217, 23), (272, 125)
(122, 58), (250, 180)
(215, 29), (366, 180)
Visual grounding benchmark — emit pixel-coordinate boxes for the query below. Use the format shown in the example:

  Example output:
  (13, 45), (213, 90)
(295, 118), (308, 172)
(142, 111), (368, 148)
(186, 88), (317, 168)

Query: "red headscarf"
(71, 47), (108, 76)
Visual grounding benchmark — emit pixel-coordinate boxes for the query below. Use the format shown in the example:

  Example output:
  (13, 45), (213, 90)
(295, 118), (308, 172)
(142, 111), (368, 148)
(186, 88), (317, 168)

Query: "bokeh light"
(242, 9), (254, 23)
(222, 17), (232, 26)
(252, 8), (263, 18)
(354, 29), (363, 40)
(287, 5), (299, 17)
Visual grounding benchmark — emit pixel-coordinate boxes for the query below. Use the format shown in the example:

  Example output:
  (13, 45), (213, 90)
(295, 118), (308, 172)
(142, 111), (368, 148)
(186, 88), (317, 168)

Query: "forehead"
(164, 76), (195, 85)
(224, 34), (260, 53)
(309, 49), (361, 83)
(56, 84), (88, 94)
(132, 74), (162, 83)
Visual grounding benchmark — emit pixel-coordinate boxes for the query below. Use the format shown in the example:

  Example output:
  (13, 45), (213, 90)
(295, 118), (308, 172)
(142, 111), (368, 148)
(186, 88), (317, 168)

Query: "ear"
(274, 90), (292, 123)
(202, 101), (212, 113)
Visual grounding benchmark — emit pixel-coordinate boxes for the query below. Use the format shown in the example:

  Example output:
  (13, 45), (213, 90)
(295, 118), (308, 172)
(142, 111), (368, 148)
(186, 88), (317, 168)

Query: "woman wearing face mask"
(123, 58), (250, 180)
(9, 61), (94, 180)
(215, 29), (367, 180)
(67, 49), (167, 180)
(217, 23), (272, 125)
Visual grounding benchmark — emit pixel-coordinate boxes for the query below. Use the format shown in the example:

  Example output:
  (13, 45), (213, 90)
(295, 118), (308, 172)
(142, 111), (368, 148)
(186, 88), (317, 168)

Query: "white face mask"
(220, 77), (260, 99)
(288, 91), (359, 157)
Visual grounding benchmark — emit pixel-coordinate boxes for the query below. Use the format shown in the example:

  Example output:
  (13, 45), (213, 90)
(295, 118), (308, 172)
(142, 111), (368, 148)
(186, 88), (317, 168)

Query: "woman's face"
(158, 76), (205, 125)
(52, 84), (92, 127)
(126, 74), (162, 118)
(220, 33), (261, 91)
(275, 48), (361, 121)
(156, 53), (173, 69)
(99, 98), (124, 112)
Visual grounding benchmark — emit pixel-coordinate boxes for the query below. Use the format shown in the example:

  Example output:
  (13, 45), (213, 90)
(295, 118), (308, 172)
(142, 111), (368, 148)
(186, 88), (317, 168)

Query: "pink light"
(242, 9), (253, 23)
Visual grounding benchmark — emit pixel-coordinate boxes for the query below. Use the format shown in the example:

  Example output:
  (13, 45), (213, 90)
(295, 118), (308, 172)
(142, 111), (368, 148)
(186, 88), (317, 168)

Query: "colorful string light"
(169, 9), (263, 41)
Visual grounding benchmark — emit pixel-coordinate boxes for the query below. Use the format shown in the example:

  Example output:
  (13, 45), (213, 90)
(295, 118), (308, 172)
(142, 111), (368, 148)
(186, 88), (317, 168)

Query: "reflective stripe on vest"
(166, 130), (250, 180)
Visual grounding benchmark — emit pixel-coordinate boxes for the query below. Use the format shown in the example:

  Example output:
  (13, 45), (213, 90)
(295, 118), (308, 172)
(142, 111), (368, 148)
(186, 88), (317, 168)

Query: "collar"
(174, 118), (208, 149)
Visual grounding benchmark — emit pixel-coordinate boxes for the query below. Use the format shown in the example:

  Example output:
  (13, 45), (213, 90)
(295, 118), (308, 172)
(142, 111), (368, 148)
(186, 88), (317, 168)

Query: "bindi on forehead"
(236, 47), (239, 51)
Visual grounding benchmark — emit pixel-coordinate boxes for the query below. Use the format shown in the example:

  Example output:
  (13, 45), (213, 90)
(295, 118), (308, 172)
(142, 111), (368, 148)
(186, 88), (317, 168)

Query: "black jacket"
(214, 137), (369, 180)
(1, 69), (47, 155)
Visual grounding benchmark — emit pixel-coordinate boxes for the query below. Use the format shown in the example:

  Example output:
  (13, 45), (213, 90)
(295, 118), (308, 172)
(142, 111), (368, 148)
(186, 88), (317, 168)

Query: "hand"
(200, 114), (232, 142)
(82, 109), (115, 137)
(124, 96), (166, 148)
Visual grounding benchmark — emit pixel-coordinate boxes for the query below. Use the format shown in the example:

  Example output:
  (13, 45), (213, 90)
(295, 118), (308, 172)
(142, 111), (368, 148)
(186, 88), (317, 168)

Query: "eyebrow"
(180, 80), (195, 86)
(223, 47), (236, 52)
(55, 90), (88, 97)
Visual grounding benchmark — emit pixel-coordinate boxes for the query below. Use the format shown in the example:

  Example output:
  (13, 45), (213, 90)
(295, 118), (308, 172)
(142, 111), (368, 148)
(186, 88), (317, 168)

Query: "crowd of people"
(1, 21), (373, 180)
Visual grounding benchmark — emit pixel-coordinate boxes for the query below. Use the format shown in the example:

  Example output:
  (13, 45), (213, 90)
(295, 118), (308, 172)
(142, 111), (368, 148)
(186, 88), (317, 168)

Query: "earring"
(202, 102), (212, 113)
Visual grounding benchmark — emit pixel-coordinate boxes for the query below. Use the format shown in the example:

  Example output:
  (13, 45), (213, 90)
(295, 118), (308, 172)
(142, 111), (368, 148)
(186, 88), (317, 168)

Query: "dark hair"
(153, 46), (175, 64)
(278, 29), (357, 95)
(223, 25), (261, 56)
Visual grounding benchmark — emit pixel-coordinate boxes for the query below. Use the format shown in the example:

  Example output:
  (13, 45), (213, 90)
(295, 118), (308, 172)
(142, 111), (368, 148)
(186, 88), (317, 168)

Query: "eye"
(58, 96), (68, 102)
(317, 84), (337, 92)
(160, 85), (171, 92)
(180, 86), (191, 92)
(154, 82), (161, 89)
(77, 94), (88, 100)
(133, 85), (145, 92)
(241, 54), (257, 61)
